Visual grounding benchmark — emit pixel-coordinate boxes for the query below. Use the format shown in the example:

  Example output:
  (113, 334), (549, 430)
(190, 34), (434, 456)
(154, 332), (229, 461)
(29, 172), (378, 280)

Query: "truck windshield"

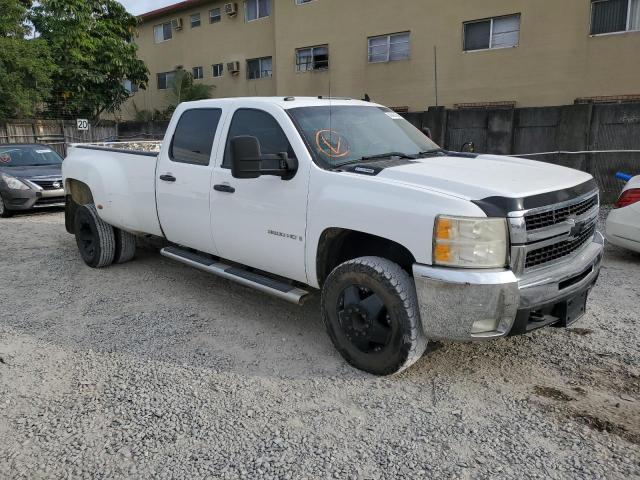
(0, 145), (63, 167)
(287, 106), (440, 168)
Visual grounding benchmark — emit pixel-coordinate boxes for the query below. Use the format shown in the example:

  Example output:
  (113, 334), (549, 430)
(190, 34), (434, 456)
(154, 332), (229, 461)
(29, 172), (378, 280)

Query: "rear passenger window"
(223, 109), (294, 168)
(170, 108), (222, 165)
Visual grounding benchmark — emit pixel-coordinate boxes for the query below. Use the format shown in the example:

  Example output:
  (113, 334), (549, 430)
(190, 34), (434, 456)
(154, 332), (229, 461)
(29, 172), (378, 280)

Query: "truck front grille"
(525, 223), (596, 269)
(31, 179), (63, 190)
(524, 194), (598, 231)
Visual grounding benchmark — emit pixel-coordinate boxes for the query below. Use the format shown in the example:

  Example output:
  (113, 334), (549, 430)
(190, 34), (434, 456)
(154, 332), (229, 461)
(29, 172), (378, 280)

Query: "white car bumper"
(606, 205), (640, 253)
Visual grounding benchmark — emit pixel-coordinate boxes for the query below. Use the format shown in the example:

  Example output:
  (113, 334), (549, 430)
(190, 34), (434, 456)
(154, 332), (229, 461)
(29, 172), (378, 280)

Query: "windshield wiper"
(416, 149), (445, 157)
(333, 152), (416, 169)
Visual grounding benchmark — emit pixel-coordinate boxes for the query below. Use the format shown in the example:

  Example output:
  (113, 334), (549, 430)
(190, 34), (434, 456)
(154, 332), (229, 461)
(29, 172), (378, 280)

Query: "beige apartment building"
(118, 0), (640, 119)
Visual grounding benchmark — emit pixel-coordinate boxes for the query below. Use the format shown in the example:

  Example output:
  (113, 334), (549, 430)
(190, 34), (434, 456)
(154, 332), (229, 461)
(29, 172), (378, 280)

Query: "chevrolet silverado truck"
(62, 97), (604, 375)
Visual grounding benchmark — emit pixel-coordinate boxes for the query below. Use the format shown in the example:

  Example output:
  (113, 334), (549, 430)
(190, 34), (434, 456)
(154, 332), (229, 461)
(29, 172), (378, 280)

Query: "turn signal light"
(434, 243), (452, 263)
(435, 218), (452, 240)
(614, 188), (640, 209)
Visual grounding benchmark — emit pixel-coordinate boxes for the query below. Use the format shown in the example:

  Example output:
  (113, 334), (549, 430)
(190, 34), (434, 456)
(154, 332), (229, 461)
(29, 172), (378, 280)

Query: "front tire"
(74, 204), (116, 268)
(321, 256), (427, 376)
(0, 195), (13, 218)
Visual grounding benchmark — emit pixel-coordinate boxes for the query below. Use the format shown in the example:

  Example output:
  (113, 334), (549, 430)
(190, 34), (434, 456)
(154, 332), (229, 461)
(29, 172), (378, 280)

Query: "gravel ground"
(0, 208), (638, 479)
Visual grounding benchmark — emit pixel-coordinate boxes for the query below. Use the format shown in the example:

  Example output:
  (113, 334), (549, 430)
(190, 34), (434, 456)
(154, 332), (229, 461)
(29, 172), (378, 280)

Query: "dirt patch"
(574, 412), (640, 445)
(567, 327), (594, 336)
(534, 385), (575, 402)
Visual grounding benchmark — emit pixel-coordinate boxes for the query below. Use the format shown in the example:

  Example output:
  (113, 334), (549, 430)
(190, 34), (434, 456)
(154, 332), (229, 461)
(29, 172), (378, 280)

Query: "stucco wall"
(120, 0), (277, 119)
(274, 0), (640, 110)
(118, 0), (640, 119)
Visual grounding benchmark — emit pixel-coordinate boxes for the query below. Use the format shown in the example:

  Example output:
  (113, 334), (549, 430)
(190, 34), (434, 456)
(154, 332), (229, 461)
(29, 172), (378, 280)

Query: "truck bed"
(73, 141), (162, 155)
(64, 143), (163, 236)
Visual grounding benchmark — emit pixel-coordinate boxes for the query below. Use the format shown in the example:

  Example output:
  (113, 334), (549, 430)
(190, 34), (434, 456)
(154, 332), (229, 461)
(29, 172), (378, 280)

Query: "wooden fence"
(0, 120), (118, 157)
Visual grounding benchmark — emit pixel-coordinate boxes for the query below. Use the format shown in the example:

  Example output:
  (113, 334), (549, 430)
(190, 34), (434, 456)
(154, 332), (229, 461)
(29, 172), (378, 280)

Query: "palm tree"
(168, 69), (214, 107)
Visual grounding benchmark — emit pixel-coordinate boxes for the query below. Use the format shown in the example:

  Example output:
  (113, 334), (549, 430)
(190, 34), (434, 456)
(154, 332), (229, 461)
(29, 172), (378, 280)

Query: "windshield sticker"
(385, 111), (403, 120)
(36, 149), (53, 154)
(315, 130), (351, 159)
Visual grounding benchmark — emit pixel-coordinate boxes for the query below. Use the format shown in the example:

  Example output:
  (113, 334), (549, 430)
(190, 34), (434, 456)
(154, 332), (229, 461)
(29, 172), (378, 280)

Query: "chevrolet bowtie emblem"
(567, 218), (585, 238)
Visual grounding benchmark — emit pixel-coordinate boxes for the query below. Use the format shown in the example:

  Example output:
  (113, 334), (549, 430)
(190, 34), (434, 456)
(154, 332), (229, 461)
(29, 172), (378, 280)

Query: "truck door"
(156, 107), (223, 254)
(210, 106), (310, 283)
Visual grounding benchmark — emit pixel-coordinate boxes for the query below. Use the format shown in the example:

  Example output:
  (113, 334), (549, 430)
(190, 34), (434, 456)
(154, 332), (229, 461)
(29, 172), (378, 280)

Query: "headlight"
(0, 173), (30, 191)
(433, 215), (508, 268)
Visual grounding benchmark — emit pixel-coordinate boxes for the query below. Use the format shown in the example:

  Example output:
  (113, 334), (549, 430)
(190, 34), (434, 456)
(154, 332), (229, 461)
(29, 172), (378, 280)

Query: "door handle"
(214, 184), (235, 193)
(159, 174), (176, 182)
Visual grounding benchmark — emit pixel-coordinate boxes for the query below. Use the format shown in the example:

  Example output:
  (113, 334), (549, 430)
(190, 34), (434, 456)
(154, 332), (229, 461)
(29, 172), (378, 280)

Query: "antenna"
(434, 45), (439, 106)
(328, 62), (333, 162)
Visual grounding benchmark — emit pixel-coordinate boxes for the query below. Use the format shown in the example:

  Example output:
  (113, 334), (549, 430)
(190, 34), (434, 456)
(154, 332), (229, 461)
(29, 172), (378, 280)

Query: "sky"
(119, 0), (177, 16)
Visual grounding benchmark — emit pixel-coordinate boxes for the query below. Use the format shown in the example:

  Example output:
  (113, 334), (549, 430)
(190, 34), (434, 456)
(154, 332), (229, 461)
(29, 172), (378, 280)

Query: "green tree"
(31, 0), (149, 120)
(0, 0), (54, 119)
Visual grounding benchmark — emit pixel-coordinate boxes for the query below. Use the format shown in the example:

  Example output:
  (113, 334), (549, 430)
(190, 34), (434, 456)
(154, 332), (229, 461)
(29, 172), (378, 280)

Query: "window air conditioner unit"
(224, 3), (238, 16)
(227, 61), (240, 75)
(171, 18), (183, 30)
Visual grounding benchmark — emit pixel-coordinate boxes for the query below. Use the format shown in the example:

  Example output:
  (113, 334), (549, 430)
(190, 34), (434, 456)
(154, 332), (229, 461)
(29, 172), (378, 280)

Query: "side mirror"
(231, 135), (262, 179)
(231, 135), (298, 180)
(422, 127), (432, 139)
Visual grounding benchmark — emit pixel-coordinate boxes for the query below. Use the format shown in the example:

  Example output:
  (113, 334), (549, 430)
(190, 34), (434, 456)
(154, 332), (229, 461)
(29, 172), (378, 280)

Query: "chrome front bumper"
(412, 232), (605, 341)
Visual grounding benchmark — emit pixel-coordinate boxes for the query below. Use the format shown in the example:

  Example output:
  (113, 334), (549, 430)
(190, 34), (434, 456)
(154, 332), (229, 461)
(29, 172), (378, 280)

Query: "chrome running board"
(160, 246), (310, 305)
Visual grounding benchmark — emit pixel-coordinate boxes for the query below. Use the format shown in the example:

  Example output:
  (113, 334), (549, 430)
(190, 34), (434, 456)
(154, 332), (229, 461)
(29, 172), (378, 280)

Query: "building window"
(190, 13), (201, 28)
(157, 71), (176, 90)
(212, 63), (224, 77)
(246, 0), (271, 21)
(368, 32), (410, 63)
(154, 22), (172, 43)
(591, 0), (640, 34)
(463, 14), (520, 51)
(210, 7), (221, 23)
(123, 79), (138, 94)
(247, 57), (272, 79)
(296, 45), (329, 71)
(192, 66), (204, 79)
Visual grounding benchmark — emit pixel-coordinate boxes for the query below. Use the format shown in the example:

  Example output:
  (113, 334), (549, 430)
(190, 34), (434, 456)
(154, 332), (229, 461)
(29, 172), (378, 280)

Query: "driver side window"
(223, 109), (295, 168)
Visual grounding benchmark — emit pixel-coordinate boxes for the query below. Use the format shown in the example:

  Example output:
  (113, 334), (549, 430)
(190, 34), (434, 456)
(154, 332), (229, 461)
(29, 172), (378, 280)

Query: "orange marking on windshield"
(315, 129), (350, 158)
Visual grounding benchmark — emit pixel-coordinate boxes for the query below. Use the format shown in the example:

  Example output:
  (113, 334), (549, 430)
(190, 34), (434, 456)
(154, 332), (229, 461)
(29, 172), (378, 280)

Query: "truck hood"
(0, 164), (62, 179)
(376, 154), (594, 201)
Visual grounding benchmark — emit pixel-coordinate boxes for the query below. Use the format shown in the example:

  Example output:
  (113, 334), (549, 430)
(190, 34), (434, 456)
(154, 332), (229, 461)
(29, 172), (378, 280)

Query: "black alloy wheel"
(321, 256), (427, 376)
(338, 285), (393, 354)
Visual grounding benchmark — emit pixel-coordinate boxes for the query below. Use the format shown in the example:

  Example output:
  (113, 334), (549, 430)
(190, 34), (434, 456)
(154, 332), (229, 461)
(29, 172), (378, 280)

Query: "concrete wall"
(120, 0), (640, 119)
(418, 102), (640, 203)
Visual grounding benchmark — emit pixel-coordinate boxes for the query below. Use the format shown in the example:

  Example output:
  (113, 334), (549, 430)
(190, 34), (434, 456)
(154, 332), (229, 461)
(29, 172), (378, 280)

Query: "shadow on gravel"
(2, 206), (64, 218)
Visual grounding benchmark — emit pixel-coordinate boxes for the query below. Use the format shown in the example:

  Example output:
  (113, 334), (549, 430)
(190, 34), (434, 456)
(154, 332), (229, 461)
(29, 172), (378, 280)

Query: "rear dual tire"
(74, 204), (136, 268)
(114, 228), (137, 264)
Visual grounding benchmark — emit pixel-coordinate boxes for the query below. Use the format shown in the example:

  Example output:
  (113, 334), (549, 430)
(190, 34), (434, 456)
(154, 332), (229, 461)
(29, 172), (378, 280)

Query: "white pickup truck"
(63, 97), (604, 375)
